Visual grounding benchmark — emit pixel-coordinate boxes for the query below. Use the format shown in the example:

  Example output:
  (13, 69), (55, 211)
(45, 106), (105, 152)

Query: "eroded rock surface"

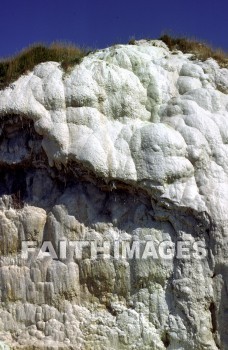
(0, 40), (228, 349)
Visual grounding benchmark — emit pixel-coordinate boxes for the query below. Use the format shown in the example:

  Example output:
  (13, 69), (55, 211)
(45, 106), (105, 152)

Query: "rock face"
(0, 39), (228, 349)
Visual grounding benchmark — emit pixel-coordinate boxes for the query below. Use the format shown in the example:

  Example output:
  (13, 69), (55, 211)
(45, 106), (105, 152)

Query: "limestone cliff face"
(0, 39), (228, 349)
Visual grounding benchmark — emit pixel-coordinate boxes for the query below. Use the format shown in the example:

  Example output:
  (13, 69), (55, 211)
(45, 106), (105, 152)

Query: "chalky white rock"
(0, 39), (227, 349)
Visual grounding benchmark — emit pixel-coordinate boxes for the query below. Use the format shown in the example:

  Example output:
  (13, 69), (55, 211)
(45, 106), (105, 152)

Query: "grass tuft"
(0, 42), (89, 89)
(160, 34), (228, 67)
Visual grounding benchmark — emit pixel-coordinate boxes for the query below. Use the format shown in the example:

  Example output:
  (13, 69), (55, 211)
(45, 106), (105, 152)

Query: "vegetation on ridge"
(160, 34), (228, 67)
(129, 34), (228, 67)
(0, 42), (88, 89)
(0, 36), (227, 90)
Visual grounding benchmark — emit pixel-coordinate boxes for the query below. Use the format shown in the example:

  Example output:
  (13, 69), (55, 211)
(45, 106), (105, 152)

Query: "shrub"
(160, 34), (228, 67)
(0, 42), (88, 89)
(128, 36), (136, 45)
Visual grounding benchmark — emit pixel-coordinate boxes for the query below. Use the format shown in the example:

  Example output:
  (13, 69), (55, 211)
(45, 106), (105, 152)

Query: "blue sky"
(0, 0), (227, 58)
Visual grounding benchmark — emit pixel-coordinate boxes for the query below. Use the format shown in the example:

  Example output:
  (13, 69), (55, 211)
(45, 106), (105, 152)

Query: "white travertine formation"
(0, 40), (228, 349)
